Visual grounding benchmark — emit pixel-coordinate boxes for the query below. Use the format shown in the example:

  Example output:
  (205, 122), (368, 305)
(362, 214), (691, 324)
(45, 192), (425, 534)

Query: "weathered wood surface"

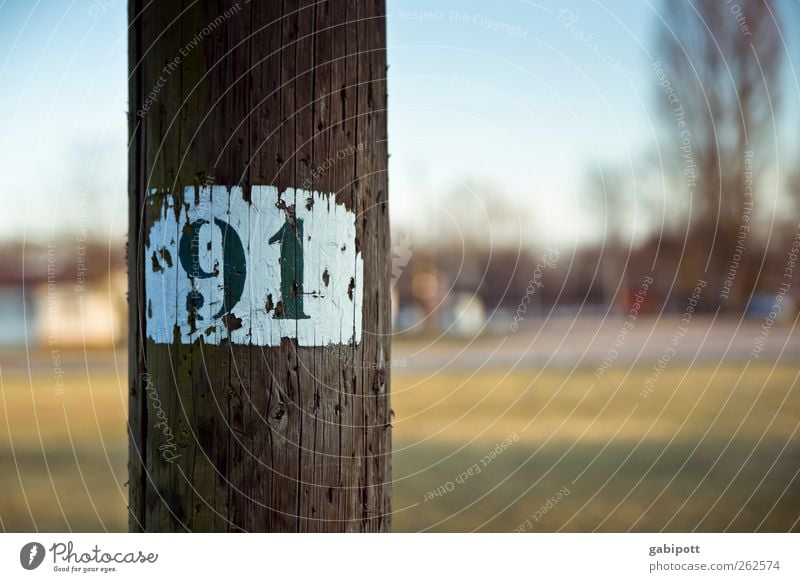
(128, 0), (390, 532)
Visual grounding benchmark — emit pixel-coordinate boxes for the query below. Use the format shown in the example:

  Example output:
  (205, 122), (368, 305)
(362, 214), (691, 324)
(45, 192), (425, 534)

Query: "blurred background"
(1, 0), (799, 532)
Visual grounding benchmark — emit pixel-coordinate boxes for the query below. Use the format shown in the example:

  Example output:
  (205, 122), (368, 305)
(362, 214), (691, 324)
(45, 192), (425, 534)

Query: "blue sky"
(387, 0), (661, 247)
(0, 0), (796, 247)
(0, 0), (128, 243)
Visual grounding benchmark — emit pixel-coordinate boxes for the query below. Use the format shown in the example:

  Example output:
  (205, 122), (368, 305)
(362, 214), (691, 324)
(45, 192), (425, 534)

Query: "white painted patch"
(145, 185), (363, 347)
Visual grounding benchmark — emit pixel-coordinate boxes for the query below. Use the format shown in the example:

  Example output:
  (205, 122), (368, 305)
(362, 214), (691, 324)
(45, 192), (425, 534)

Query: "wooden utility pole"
(127, 0), (391, 532)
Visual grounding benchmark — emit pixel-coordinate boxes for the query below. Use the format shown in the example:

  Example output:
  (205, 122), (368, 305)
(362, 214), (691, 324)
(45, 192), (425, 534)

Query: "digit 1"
(268, 217), (310, 319)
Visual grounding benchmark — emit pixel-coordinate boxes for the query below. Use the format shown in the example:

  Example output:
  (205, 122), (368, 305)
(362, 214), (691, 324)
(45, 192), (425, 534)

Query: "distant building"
(0, 242), (126, 349)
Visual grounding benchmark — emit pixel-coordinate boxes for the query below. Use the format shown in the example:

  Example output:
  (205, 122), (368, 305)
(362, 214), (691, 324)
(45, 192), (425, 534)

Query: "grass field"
(1, 355), (798, 532)
(0, 363), (128, 532)
(392, 364), (800, 532)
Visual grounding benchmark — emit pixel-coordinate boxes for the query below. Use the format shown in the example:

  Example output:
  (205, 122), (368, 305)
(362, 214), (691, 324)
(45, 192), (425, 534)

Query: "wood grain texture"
(128, 0), (390, 532)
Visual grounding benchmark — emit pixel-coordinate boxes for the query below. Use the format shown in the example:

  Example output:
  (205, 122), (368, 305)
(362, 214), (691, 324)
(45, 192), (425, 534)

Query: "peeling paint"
(145, 185), (364, 346)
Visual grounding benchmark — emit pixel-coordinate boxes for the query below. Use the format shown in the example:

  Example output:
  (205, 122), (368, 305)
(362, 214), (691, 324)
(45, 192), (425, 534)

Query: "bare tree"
(582, 163), (631, 310)
(655, 0), (782, 308)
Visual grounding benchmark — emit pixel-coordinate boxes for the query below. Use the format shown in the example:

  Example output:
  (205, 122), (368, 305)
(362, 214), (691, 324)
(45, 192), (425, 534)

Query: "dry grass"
(0, 366), (128, 531)
(1, 355), (797, 531)
(392, 364), (800, 531)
